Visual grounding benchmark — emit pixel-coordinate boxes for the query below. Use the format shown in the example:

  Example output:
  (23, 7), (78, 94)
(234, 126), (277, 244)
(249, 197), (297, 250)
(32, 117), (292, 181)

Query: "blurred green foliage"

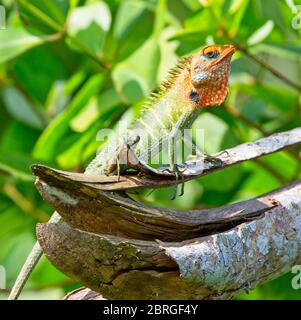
(0, 0), (300, 300)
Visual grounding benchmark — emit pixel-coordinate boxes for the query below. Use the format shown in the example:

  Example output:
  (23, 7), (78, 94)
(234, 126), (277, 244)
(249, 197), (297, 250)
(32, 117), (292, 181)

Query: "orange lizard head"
(190, 44), (235, 107)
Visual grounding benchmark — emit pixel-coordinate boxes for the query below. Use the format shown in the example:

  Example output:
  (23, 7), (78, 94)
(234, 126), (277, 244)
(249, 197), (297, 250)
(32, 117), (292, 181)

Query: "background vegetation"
(0, 0), (300, 299)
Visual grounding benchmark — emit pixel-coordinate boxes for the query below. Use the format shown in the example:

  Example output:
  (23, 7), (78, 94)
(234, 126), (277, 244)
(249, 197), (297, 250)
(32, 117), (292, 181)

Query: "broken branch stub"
(33, 127), (301, 299)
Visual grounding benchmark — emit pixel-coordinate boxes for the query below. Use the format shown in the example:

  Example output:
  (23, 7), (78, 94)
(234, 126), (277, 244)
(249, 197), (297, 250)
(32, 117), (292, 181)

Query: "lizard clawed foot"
(187, 153), (223, 167)
(163, 164), (185, 200)
(203, 154), (223, 166)
(213, 149), (231, 160)
(126, 135), (140, 149)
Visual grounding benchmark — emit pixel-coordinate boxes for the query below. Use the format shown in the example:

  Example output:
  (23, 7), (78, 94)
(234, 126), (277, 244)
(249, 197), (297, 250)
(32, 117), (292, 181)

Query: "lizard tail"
(8, 211), (61, 300)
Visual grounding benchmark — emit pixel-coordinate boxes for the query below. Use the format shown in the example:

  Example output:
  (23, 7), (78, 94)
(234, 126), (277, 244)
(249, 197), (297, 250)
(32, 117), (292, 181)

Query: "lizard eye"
(203, 47), (220, 59)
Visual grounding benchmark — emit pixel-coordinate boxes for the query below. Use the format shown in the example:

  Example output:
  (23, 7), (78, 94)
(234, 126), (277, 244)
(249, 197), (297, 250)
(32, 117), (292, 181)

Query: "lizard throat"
(198, 80), (229, 107)
(194, 62), (231, 107)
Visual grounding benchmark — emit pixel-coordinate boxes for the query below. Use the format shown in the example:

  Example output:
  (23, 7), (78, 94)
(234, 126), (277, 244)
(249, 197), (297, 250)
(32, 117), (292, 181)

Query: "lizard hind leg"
(187, 153), (223, 168)
(172, 164), (185, 199)
(204, 154), (223, 166)
(182, 133), (225, 166)
(213, 149), (231, 161)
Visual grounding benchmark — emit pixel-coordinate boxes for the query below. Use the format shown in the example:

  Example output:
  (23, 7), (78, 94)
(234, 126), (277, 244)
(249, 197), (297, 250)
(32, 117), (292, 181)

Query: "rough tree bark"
(33, 127), (301, 300)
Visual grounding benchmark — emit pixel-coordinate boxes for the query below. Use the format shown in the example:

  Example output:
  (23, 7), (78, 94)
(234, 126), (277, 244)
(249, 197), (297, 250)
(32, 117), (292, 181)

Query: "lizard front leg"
(183, 134), (223, 167)
(168, 122), (186, 199)
(182, 133), (203, 157)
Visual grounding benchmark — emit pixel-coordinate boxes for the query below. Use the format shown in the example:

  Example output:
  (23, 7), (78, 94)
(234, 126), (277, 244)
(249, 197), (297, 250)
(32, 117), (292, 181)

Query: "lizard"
(8, 44), (235, 300)
(86, 44), (235, 178)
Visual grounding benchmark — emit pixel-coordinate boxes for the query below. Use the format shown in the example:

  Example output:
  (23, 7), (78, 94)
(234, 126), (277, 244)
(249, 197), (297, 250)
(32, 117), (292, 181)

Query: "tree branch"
(31, 127), (301, 299)
(36, 180), (301, 299)
(32, 127), (301, 191)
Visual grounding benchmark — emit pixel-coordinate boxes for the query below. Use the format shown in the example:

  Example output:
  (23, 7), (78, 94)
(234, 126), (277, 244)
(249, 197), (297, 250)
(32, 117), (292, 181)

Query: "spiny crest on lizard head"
(142, 56), (191, 108)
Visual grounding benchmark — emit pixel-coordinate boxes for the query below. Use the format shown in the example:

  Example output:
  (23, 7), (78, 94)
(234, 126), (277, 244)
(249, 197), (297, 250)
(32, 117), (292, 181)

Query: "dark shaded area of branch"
(34, 170), (277, 241)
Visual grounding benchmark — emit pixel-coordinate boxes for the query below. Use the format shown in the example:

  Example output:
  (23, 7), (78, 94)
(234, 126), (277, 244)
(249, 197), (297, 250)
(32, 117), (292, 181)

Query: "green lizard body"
(86, 44), (235, 176)
(86, 57), (200, 176)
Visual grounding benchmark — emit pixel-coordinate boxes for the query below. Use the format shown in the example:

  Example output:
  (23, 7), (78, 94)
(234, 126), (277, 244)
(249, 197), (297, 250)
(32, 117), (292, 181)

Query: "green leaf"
(247, 20), (274, 46)
(40, 0), (67, 24)
(70, 96), (99, 132)
(4, 155), (38, 180)
(56, 120), (101, 169)
(33, 74), (105, 161)
(153, 0), (167, 39)
(169, 28), (220, 55)
(67, 1), (111, 54)
(13, 46), (68, 104)
(0, 205), (35, 285)
(227, 0), (250, 37)
(113, 0), (154, 60)
(112, 37), (161, 104)
(192, 113), (229, 154)
(237, 272), (301, 300)
(233, 82), (299, 113)
(0, 28), (44, 63)
(235, 160), (282, 199)
(70, 87), (122, 133)
(157, 28), (179, 83)
(3, 87), (45, 130)
(224, 0), (246, 14)
(113, 0), (151, 42)
(111, 0), (167, 104)
(57, 88), (123, 168)
(45, 69), (88, 117)
(200, 166), (244, 194)
(0, 122), (40, 155)
(0, 155), (34, 182)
